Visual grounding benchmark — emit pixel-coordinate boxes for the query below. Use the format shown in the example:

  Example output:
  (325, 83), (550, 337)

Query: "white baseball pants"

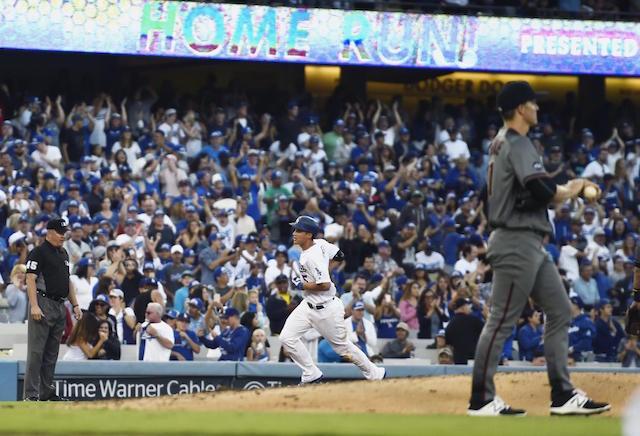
(280, 297), (385, 383)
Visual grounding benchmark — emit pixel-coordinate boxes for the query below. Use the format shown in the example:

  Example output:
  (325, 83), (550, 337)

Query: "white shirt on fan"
(454, 257), (477, 275)
(70, 275), (98, 310)
(63, 345), (87, 361)
(299, 239), (339, 305)
(558, 245), (580, 282)
(415, 250), (445, 271)
(137, 321), (174, 361)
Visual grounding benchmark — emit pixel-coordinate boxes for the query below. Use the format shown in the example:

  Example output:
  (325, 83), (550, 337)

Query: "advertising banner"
(17, 376), (232, 401)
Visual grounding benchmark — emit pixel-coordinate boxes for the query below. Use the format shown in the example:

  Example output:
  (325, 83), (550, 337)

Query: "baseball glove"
(625, 291), (640, 337)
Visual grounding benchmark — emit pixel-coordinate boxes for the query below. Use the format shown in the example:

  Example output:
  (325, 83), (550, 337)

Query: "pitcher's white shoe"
(550, 389), (611, 416)
(467, 396), (527, 416)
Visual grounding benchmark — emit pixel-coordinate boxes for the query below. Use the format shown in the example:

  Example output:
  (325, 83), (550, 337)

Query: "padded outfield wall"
(0, 360), (638, 401)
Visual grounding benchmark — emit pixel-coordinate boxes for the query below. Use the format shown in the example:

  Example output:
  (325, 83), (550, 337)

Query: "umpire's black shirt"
(25, 240), (70, 299)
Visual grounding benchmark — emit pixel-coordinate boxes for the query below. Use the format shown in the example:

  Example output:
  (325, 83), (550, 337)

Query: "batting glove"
(291, 276), (304, 290)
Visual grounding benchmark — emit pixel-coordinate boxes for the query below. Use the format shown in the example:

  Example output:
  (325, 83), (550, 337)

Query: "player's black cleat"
(41, 394), (70, 402)
(467, 396), (527, 416)
(550, 389), (611, 416)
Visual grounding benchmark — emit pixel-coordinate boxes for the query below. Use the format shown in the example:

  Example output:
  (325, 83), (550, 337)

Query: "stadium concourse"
(0, 68), (639, 379)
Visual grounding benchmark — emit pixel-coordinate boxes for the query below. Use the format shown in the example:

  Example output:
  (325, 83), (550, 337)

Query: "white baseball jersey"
(298, 239), (339, 305)
(279, 238), (386, 383)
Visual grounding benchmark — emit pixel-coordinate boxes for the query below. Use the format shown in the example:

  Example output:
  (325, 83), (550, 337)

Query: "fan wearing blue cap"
(346, 300), (377, 357)
(86, 294), (121, 360)
(307, 134), (327, 178)
(205, 123), (230, 164)
(281, 215), (386, 384)
(592, 299), (624, 362)
(568, 295), (596, 363)
(185, 296), (208, 333)
(197, 306), (250, 361)
(557, 233), (584, 283)
(264, 245), (291, 288)
(63, 223), (92, 275)
(374, 240), (401, 278)
(445, 154), (480, 198)
(230, 160), (261, 224)
(199, 233), (228, 286)
(173, 270), (196, 315)
(170, 313), (201, 361)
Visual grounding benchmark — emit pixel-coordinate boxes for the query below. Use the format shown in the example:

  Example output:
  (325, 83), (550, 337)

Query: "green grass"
(0, 404), (621, 436)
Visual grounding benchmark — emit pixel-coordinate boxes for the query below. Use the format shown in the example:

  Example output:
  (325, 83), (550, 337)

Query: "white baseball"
(584, 185), (597, 202)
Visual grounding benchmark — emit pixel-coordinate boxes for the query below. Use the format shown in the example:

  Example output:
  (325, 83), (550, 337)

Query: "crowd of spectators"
(0, 76), (638, 367)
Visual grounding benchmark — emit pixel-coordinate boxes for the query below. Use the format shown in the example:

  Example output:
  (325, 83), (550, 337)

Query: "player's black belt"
(37, 291), (66, 303)
(307, 297), (335, 310)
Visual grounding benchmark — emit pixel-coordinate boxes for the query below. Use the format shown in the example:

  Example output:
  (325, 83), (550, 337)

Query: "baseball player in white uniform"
(280, 216), (386, 384)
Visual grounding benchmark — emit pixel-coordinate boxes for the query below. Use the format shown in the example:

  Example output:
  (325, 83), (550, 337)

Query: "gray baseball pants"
(24, 294), (66, 400)
(470, 229), (574, 405)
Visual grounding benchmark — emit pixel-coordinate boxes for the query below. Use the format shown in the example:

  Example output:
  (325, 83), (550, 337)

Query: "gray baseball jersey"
(487, 127), (552, 235)
(471, 127), (574, 407)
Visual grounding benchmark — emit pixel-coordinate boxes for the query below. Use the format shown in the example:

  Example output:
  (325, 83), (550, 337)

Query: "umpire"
(23, 218), (82, 401)
(467, 81), (610, 416)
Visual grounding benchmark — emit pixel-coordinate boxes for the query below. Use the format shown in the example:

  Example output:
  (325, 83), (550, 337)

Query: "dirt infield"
(88, 372), (637, 417)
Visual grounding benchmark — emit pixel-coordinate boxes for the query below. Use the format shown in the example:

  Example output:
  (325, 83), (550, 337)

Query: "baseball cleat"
(298, 376), (325, 386)
(467, 396), (527, 416)
(550, 389), (611, 416)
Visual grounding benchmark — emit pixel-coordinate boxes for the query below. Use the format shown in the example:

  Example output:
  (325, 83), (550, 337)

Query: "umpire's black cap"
(497, 81), (540, 113)
(290, 216), (320, 235)
(47, 218), (69, 234)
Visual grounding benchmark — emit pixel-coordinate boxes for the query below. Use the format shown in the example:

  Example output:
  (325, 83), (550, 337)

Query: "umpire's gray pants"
(470, 229), (574, 405)
(24, 294), (66, 400)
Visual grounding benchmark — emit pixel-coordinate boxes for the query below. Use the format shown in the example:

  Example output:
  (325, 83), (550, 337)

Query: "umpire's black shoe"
(467, 396), (527, 416)
(23, 397), (38, 402)
(41, 394), (70, 402)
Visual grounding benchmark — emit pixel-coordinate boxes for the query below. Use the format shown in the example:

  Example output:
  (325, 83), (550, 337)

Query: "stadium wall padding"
(0, 361), (18, 401)
(0, 360), (638, 401)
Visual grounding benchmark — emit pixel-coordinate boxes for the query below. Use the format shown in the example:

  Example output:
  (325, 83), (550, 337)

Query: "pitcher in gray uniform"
(467, 81), (611, 416)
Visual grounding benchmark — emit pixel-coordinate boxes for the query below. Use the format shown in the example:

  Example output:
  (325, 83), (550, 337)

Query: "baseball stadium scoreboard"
(0, 0), (639, 76)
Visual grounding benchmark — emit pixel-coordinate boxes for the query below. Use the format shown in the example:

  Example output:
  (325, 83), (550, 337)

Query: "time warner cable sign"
(1, 0), (639, 75)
